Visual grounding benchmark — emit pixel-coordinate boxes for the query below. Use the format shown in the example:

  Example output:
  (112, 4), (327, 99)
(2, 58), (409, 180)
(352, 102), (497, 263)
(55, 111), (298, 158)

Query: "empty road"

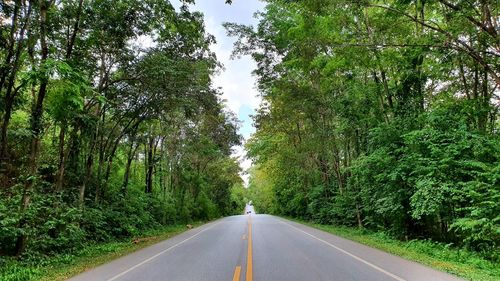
(70, 209), (463, 281)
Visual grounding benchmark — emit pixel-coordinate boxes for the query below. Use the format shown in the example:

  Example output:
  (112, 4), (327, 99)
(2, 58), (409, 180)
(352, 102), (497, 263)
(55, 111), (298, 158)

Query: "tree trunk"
(96, 149), (104, 203)
(55, 124), (66, 191)
(66, 0), (84, 59)
(79, 123), (99, 207)
(145, 136), (155, 194)
(16, 0), (52, 256)
(122, 139), (138, 194)
(371, 72), (389, 123)
(478, 68), (490, 132)
(381, 71), (393, 110)
(0, 0), (21, 92)
(0, 0), (33, 162)
(0, 97), (14, 162)
(95, 107), (107, 203)
(158, 142), (165, 197)
(54, 0), (84, 191)
(356, 203), (363, 228)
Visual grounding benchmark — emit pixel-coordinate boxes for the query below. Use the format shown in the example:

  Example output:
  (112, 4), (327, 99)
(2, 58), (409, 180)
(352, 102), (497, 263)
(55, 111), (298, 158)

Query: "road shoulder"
(3, 221), (209, 281)
(67, 220), (221, 281)
(280, 217), (498, 281)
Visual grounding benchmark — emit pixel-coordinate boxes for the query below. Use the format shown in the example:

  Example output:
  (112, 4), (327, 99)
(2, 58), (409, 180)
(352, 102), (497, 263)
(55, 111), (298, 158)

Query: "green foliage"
(246, 165), (276, 215)
(0, 0), (243, 265)
(194, 191), (218, 220)
(0, 224), (190, 281)
(230, 184), (248, 215)
(232, 0), (500, 264)
(0, 262), (43, 281)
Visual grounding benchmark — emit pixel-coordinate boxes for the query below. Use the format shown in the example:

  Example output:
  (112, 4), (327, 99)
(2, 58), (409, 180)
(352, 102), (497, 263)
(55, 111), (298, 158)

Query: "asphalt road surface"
(70, 206), (463, 281)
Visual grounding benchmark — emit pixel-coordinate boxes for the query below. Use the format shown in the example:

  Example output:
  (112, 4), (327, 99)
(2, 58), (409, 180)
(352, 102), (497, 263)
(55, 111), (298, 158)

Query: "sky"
(172, 0), (266, 185)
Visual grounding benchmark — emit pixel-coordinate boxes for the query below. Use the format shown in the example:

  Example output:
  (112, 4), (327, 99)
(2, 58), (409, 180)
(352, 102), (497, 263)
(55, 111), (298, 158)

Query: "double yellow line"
(233, 215), (252, 281)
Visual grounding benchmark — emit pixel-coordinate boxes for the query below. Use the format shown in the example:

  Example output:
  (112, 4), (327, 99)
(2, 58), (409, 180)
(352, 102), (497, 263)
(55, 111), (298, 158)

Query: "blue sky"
(172, 0), (266, 184)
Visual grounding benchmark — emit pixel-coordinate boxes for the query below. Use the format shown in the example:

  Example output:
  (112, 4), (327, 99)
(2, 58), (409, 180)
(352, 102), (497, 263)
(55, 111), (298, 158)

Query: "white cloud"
(203, 17), (261, 116)
(173, 0), (265, 186)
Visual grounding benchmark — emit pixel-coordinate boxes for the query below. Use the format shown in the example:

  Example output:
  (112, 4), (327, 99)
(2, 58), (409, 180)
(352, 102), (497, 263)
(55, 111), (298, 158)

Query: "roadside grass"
(0, 222), (205, 281)
(287, 217), (499, 281)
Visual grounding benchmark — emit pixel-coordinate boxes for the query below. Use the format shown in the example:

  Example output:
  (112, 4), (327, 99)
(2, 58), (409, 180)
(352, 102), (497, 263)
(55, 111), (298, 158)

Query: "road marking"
(280, 220), (406, 281)
(107, 221), (221, 281)
(246, 215), (253, 281)
(232, 266), (241, 281)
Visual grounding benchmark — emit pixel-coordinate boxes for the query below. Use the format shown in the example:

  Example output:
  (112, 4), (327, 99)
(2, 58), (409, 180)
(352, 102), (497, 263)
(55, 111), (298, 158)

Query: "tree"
(227, 0), (499, 257)
(0, 0), (245, 257)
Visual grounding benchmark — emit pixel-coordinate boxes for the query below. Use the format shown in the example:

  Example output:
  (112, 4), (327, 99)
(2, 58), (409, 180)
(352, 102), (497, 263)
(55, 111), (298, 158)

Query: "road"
(70, 206), (463, 281)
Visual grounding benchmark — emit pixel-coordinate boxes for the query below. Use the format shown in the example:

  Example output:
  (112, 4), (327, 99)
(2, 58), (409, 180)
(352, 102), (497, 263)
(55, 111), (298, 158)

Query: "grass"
(0, 222), (206, 281)
(287, 217), (499, 281)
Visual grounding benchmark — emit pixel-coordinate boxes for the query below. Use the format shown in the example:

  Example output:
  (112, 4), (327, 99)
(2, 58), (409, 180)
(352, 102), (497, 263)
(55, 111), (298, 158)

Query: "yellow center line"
(232, 266), (241, 281)
(246, 215), (253, 281)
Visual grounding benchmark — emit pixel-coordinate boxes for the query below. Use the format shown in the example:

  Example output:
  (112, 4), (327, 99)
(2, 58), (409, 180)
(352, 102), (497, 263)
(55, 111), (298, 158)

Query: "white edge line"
(279, 219), (406, 281)
(107, 221), (222, 281)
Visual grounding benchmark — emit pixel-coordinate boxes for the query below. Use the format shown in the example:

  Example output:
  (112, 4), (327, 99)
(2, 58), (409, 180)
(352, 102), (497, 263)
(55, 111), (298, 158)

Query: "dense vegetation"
(229, 0), (499, 261)
(0, 0), (246, 262)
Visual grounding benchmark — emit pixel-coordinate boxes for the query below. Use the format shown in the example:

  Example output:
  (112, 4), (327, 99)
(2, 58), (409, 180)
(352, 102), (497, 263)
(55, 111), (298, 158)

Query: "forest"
(0, 0), (247, 264)
(1, 0), (499, 278)
(231, 0), (499, 261)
